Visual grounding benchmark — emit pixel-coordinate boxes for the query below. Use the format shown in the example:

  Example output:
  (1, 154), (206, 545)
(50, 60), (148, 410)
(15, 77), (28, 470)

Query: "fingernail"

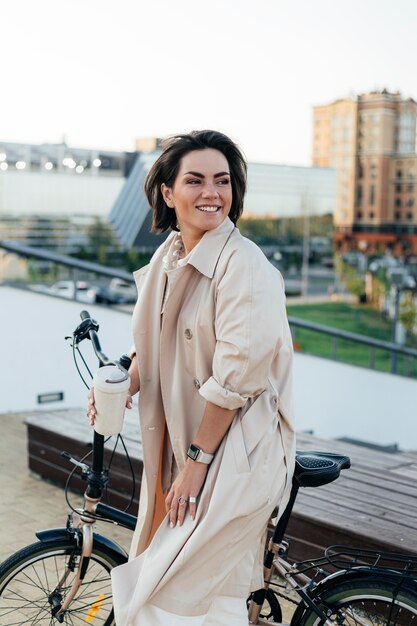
(170, 522), (174, 529)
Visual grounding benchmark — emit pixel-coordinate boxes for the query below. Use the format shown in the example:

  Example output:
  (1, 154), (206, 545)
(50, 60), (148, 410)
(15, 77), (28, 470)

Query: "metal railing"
(2, 240), (416, 378)
(0, 240), (134, 283)
(289, 316), (417, 377)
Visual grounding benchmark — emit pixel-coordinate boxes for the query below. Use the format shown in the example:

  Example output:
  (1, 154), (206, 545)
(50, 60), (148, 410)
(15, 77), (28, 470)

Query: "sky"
(1, 0), (417, 166)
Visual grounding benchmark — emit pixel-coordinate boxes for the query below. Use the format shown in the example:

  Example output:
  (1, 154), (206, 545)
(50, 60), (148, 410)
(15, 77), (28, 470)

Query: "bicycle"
(1, 310), (417, 625)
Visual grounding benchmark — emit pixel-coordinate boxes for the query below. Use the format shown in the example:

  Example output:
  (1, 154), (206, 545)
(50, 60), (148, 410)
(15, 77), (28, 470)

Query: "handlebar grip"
(80, 310), (91, 321)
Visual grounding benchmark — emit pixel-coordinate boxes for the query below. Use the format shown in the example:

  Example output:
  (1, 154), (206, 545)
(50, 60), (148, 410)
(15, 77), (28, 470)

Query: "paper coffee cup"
(93, 365), (130, 436)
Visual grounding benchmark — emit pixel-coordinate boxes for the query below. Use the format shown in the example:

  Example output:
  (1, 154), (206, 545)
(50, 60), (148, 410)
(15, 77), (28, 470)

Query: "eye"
(186, 178), (201, 184)
(218, 178), (230, 185)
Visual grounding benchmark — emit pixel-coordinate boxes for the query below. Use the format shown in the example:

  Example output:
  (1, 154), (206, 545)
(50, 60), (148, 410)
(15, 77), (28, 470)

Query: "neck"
(179, 230), (204, 255)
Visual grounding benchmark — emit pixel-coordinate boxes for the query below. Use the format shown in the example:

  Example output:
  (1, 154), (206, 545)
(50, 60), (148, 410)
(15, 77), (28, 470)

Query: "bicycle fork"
(52, 497), (97, 622)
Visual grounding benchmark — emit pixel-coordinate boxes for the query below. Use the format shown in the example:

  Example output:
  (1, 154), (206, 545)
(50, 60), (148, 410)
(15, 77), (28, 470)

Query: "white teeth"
(197, 206), (220, 213)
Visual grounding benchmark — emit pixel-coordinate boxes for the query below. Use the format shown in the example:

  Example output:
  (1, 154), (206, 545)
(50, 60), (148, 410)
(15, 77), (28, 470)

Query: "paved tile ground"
(0, 411), (132, 564)
(0, 412), (296, 624)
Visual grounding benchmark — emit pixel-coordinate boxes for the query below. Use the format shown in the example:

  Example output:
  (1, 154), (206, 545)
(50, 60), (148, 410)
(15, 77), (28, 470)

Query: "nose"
(201, 182), (219, 198)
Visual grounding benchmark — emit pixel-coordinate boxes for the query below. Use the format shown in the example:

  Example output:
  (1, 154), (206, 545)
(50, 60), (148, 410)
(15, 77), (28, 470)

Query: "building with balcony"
(312, 90), (417, 255)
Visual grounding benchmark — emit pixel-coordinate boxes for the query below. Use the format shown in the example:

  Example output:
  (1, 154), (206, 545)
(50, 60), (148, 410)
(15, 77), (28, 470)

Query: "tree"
(399, 291), (417, 337)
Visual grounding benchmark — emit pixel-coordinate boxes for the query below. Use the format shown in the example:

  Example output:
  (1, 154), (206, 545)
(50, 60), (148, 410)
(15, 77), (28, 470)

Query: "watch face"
(188, 444), (200, 461)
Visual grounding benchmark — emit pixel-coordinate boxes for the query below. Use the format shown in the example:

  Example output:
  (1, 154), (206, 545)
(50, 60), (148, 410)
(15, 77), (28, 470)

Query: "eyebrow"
(183, 171), (230, 178)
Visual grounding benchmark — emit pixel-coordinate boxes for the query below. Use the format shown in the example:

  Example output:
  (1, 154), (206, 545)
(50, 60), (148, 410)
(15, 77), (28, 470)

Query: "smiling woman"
(108, 130), (296, 626)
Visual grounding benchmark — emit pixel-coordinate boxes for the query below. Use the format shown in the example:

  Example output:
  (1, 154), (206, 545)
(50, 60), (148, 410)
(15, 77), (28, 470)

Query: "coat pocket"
(240, 385), (279, 457)
(229, 415), (251, 473)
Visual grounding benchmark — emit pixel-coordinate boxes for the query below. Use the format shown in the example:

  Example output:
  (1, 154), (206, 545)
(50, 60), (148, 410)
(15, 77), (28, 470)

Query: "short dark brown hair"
(144, 130), (247, 233)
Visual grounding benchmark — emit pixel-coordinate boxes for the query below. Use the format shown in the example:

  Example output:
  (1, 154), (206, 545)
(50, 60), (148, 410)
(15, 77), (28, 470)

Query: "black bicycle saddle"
(294, 451), (351, 488)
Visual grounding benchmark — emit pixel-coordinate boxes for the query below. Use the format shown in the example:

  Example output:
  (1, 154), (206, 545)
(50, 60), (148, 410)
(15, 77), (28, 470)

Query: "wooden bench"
(26, 409), (417, 562)
(26, 408), (143, 513)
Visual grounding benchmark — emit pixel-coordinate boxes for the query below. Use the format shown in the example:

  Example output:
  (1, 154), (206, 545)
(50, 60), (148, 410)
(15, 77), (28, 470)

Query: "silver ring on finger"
(178, 496), (188, 505)
(189, 496), (197, 504)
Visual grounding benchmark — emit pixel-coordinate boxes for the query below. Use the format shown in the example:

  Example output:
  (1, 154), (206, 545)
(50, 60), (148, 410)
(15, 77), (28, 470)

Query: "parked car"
(107, 278), (137, 304)
(47, 280), (97, 304)
(94, 285), (130, 305)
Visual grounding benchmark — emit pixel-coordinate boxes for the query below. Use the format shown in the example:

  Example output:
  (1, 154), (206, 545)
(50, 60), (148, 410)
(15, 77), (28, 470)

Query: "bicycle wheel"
(297, 576), (417, 625)
(0, 538), (126, 625)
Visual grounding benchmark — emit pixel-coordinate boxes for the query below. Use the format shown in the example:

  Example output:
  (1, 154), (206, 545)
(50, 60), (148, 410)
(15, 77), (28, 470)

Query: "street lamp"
(388, 268), (416, 371)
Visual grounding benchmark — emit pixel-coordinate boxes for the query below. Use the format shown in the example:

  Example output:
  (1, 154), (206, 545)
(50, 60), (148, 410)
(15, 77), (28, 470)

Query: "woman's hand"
(87, 388), (96, 426)
(87, 387), (133, 427)
(165, 459), (208, 526)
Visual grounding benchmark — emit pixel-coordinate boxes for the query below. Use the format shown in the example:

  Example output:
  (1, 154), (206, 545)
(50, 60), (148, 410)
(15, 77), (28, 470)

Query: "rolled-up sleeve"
(199, 244), (286, 410)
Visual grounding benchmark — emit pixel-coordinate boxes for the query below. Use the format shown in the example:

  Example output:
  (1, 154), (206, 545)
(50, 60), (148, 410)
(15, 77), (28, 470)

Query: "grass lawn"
(286, 302), (417, 378)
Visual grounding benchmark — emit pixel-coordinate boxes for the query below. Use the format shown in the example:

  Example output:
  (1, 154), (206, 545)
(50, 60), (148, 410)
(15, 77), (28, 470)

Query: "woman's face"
(161, 148), (232, 249)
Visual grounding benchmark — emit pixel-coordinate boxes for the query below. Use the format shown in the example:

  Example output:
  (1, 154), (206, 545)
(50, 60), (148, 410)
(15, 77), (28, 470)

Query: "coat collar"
(186, 217), (235, 279)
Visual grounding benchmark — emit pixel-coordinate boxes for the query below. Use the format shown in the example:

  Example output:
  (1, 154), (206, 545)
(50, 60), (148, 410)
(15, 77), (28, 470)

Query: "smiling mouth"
(196, 205), (221, 213)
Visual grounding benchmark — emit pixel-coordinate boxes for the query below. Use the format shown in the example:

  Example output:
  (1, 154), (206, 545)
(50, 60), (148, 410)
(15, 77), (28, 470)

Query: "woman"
(90, 130), (295, 625)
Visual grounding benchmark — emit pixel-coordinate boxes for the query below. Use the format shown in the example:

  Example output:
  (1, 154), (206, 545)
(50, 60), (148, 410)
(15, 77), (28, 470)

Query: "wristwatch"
(187, 443), (214, 464)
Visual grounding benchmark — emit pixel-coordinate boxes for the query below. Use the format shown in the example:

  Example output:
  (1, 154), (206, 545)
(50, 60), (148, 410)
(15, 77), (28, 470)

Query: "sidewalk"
(0, 411), (132, 563)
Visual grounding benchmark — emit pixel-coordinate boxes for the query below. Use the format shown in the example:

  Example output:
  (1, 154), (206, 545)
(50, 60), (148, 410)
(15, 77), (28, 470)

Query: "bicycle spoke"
(0, 541), (117, 625)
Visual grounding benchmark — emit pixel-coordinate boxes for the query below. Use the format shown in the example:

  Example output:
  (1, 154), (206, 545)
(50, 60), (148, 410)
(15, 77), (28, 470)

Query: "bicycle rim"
(299, 578), (417, 626)
(0, 539), (123, 625)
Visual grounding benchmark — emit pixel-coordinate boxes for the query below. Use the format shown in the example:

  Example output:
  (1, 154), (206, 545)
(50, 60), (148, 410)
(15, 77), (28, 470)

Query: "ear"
(161, 183), (175, 208)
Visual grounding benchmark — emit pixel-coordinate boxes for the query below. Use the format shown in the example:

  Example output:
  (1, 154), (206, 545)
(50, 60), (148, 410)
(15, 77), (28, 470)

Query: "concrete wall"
(294, 352), (417, 450)
(1, 287), (416, 451)
(0, 287), (132, 414)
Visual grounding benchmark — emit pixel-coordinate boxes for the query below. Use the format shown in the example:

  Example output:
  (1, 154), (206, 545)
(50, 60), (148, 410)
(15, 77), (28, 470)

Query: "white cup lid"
(94, 365), (130, 388)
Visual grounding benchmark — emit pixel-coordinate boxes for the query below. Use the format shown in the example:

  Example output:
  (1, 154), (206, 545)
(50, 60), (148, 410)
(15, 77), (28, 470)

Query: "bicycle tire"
(295, 575), (417, 625)
(0, 538), (126, 625)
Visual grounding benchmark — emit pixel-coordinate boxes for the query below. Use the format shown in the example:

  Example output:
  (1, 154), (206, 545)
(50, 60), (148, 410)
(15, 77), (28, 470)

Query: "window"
(357, 211), (363, 219)
(407, 198), (415, 207)
(357, 163), (364, 179)
(396, 169), (403, 178)
(395, 184), (402, 193)
(370, 164), (377, 178)
(356, 185), (363, 208)
(407, 212), (413, 220)
(369, 212), (374, 219)
(407, 184), (414, 193)
(369, 185), (375, 206)
(395, 211), (401, 220)
(395, 198), (402, 208)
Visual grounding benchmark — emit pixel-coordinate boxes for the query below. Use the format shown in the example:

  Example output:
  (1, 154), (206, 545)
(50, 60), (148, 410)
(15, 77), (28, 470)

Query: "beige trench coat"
(111, 217), (296, 624)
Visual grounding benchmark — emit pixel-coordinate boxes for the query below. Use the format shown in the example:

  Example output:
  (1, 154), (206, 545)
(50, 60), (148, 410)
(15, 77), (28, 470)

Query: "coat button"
(193, 378), (201, 389)
(185, 328), (193, 339)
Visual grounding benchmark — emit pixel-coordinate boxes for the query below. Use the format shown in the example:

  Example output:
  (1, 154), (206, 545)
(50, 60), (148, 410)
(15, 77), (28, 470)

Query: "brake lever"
(73, 318), (99, 344)
(62, 451), (90, 474)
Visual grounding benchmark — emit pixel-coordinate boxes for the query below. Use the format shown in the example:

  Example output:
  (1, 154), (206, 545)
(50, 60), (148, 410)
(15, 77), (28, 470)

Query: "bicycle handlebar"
(76, 310), (116, 367)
